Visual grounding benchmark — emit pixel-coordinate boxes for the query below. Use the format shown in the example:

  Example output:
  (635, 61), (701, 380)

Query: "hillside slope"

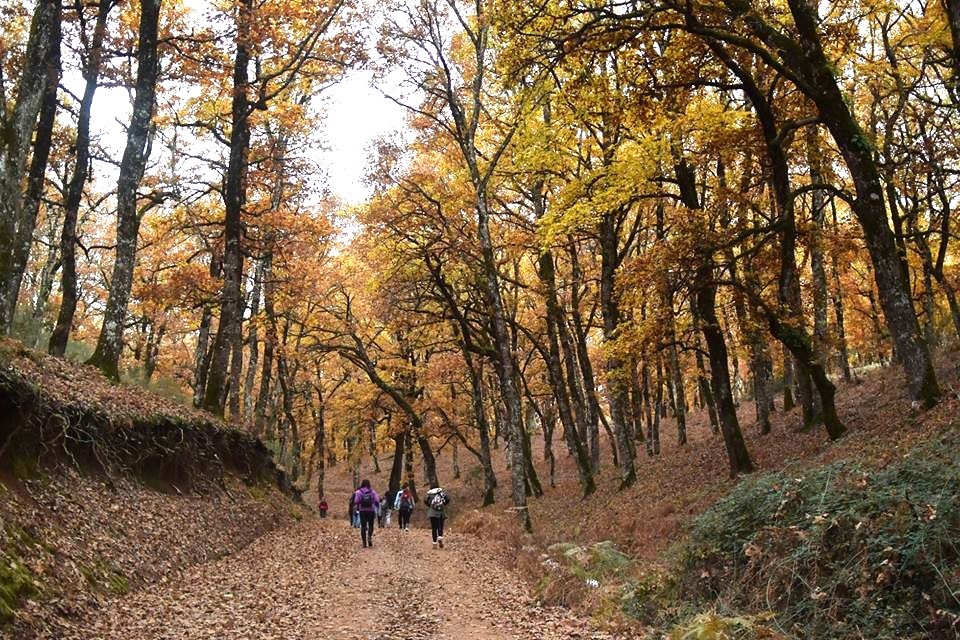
(0, 340), (304, 638)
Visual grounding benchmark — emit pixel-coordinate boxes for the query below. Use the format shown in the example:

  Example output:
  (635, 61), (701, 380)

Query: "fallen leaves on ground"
(3, 468), (296, 640)
(55, 519), (621, 640)
(0, 338), (223, 427)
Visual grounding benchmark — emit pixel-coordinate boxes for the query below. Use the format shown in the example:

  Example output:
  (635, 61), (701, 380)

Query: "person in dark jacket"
(394, 484), (415, 530)
(353, 479), (381, 548)
(424, 485), (449, 549)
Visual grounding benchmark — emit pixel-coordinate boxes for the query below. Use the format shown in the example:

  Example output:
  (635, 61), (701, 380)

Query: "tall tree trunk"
(254, 252), (275, 437)
(696, 269), (754, 477)
(829, 253), (853, 380)
(782, 346), (796, 411)
(921, 265), (938, 347)
(369, 420), (381, 474)
(192, 307), (213, 407)
(946, 0), (960, 96)
(6, 22), (61, 327)
(243, 257), (264, 424)
(540, 399), (556, 487)
(690, 299), (721, 434)
(641, 359), (655, 453)
(923, 168), (960, 342)
(144, 322), (164, 381)
(784, 0), (939, 406)
(203, 0), (252, 414)
(388, 432), (404, 497)
(763, 310), (846, 439)
(452, 440), (461, 480)
(729, 255), (773, 436)
(87, 0), (161, 378)
(0, 0), (61, 332)
(537, 246), (595, 496)
(275, 320), (300, 480)
(476, 190), (530, 530)
(30, 220), (60, 347)
(49, 1), (113, 356)
(753, 348), (774, 435)
(629, 359), (646, 444)
(403, 429), (417, 502)
(519, 402), (544, 498)
(227, 311), (244, 419)
(567, 240), (602, 469)
(464, 355), (497, 506)
(806, 125), (832, 369)
(649, 356), (663, 456)
(664, 288), (687, 445)
(599, 214), (636, 488)
(304, 399), (321, 488)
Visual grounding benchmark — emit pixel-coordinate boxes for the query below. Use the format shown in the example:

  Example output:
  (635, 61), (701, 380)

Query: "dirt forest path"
(65, 517), (616, 640)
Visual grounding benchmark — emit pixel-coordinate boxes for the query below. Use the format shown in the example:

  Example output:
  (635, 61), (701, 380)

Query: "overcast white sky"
(318, 69), (409, 204)
(81, 67), (407, 207)
(75, 0), (410, 208)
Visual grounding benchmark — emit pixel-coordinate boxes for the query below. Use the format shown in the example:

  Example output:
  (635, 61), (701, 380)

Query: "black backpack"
(360, 491), (373, 509)
(428, 490), (447, 511)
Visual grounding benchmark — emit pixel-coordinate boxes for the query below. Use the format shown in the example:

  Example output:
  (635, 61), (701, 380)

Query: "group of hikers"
(317, 480), (450, 549)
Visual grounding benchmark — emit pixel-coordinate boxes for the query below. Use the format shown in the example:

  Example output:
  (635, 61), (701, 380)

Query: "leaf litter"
(60, 519), (619, 640)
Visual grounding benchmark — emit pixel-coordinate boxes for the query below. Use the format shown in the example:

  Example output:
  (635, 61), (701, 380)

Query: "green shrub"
(668, 611), (781, 640)
(546, 540), (634, 582)
(671, 429), (960, 639)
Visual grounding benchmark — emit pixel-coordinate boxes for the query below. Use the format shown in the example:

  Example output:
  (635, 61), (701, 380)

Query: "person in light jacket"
(394, 484), (415, 530)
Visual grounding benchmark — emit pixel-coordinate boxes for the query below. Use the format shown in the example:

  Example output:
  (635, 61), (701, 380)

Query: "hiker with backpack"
(394, 485), (414, 530)
(353, 479), (381, 548)
(318, 495), (329, 518)
(424, 485), (450, 549)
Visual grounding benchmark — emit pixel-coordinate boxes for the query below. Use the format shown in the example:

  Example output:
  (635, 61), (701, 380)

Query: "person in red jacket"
(353, 479), (380, 548)
(317, 495), (329, 518)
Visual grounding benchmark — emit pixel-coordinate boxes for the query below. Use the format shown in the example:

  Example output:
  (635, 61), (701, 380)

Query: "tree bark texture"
(0, 0), (61, 332)
(87, 0), (161, 379)
(5, 15), (61, 328)
(696, 269), (754, 477)
(203, 0), (252, 414)
(782, 0), (939, 406)
(599, 214), (637, 488)
(538, 248), (595, 496)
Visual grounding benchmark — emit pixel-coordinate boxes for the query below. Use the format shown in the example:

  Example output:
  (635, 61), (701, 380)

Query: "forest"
(2, 0), (959, 524)
(1, 0), (960, 634)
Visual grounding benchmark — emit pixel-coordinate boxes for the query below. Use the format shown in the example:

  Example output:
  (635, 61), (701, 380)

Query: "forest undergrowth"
(434, 349), (960, 639)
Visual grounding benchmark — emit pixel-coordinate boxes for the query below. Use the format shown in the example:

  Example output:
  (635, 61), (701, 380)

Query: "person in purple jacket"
(353, 479), (380, 548)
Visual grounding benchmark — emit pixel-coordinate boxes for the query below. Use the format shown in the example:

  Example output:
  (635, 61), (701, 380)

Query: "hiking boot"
(438, 537), (444, 549)
(432, 541), (438, 549)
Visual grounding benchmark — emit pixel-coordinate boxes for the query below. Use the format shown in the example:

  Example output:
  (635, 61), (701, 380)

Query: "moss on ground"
(79, 558), (129, 596)
(0, 528), (42, 625)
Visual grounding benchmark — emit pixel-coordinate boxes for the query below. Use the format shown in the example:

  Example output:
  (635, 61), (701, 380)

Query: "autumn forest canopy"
(1, 0), (959, 533)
